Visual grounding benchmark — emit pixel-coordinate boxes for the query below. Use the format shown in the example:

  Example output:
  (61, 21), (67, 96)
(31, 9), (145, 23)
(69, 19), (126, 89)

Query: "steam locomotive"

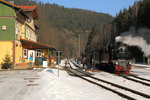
(95, 43), (132, 74)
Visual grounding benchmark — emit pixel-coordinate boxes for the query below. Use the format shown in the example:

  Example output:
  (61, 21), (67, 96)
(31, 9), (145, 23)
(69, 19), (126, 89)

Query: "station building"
(0, 0), (55, 68)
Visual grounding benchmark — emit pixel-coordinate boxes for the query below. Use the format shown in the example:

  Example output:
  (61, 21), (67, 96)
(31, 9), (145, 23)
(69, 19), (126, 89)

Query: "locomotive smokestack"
(115, 36), (122, 42)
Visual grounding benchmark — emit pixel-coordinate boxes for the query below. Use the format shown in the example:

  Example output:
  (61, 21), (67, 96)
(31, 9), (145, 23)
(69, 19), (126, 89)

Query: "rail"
(68, 60), (150, 100)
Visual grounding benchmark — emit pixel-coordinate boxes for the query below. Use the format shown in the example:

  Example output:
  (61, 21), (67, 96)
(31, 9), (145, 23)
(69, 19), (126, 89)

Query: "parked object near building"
(0, 0), (55, 69)
(49, 56), (54, 65)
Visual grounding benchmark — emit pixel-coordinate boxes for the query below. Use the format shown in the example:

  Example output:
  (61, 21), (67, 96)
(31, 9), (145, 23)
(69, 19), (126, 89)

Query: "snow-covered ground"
(0, 60), (150, 100)
(131, 64), (150, 79)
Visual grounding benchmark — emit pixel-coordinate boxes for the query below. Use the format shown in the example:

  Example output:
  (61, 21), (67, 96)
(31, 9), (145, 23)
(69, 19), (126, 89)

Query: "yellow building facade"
(0, 41), (14, 63)
(0, 0), (55, 69)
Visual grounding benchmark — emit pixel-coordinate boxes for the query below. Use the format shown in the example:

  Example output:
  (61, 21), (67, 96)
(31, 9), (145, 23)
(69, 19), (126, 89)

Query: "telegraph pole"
(78, 33), (81, 57)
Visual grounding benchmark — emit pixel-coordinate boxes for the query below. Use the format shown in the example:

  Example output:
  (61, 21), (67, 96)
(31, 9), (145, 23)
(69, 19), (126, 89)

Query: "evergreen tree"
(138, 0), (150, 28)
(2, 54), (12, 69)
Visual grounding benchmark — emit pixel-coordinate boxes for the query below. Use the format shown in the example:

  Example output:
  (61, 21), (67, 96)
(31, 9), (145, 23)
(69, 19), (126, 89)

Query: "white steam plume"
(115, 35), (150, 57)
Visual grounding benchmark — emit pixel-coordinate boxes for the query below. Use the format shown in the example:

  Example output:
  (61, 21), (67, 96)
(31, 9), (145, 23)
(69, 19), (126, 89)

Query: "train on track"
(95, 43), (132, 74)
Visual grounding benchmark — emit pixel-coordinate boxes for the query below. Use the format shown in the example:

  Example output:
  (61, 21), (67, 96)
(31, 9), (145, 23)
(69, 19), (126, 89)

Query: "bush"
(2, 54), (12, 69)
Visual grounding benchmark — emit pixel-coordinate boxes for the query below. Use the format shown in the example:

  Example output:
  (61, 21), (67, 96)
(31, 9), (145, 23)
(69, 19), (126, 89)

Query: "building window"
(36, 49), (42, 57)
(23, 49), (28, 58)
(26, 27), (30, 40)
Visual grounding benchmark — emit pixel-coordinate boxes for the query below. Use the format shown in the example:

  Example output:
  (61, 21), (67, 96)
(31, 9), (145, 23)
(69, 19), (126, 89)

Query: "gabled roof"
(20, 39), (56, 50)
(18, 6), (39, 19)
(18, 6), (37, 11)
(0, 0), (39, 19)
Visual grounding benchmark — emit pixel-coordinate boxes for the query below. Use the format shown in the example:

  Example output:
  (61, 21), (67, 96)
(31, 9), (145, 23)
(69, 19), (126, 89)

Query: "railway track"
(67, 60), (150, 100)
(119, 74), (150, 86)
(69, 60), (82, 69)
(71, 60), (150, 86)
(129, 74), (150, 82)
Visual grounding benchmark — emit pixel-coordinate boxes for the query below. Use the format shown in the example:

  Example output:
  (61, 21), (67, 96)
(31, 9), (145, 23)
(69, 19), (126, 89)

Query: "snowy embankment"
(132, 63), (150, 79)
(0, 62), (124, 100)
(37, 60), (150, 100)
(0, 59), (150, 100)
(27, 68), (125, 100)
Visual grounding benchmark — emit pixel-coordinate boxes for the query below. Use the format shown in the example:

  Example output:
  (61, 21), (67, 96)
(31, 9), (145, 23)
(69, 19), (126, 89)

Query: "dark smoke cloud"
(115, 26), (150, 57)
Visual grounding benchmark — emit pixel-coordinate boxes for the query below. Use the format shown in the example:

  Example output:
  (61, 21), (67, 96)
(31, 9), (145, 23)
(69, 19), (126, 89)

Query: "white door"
(28, 50), (35, 63)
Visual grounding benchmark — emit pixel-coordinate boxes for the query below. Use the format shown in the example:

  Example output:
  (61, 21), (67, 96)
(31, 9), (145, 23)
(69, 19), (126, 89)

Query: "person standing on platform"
(82, 57), (87, 69)
(29, 54), (33, 68)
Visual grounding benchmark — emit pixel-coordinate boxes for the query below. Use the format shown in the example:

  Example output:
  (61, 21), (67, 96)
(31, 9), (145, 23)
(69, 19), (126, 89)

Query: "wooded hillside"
(85, 0), (150, 62)
(10, 0), (113, 57)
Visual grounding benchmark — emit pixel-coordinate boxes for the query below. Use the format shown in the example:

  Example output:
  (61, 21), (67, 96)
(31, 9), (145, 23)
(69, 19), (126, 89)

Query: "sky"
(36, 0), (140, 16)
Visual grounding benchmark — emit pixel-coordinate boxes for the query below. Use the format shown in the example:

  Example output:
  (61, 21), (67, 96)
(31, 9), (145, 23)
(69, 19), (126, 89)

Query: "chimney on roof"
(9, 1), (15, 4)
